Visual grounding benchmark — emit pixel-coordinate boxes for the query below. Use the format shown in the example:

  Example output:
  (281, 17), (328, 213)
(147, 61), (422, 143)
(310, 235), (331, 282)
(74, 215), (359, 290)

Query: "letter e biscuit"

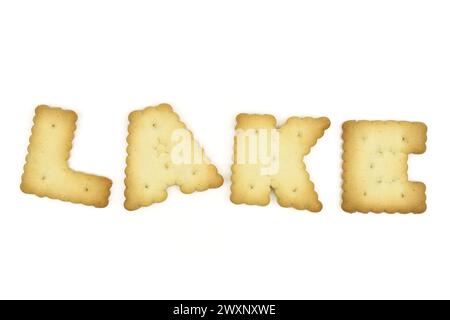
(342, 120), (427, 213)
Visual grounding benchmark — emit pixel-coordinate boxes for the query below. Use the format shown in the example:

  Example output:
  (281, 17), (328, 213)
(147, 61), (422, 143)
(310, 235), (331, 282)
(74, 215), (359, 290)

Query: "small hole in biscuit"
(297, 132), (302, 138)
(249, 184), (255, 190)
(401, 193), (405, 198)
(164, 163), (170, 169)
(41, 176), (46, 181)
(292, 188), (297, 193)
(363, 192), (367, 196)
(370, 164), (374, 169)
(402, 136), (407, 142)
(377, 179), (382, 184)
(152, 122), (158, 128)
(145, 185), (149, 189)
(192, 170), (197, 176)
(378, 149), (383, 155)
(85, 187), (89, 192)
(51, 124), (56, 128)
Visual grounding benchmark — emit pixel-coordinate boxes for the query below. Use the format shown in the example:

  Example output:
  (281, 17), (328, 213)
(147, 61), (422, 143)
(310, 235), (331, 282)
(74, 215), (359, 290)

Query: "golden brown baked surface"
(21, 105), (112, 208)
(231, 113), (330, 212)
(124, 104), (223, 211)
(342, 120), (427, 214)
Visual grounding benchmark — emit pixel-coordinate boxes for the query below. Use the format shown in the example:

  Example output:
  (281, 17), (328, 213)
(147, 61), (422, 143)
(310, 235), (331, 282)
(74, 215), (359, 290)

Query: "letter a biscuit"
(21, 105), (112, 208)
(342, 120), (427, 213)
(231, 114), (330, 212)
(124, 104), (223, 211)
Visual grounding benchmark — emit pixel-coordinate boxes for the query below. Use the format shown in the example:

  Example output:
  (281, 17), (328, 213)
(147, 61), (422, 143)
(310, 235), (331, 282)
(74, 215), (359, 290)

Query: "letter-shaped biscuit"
(342, 121), (427, 213)
(231, 114), (330, 212)
(21, 106), (112, 208)
(124, 104), (223, 211)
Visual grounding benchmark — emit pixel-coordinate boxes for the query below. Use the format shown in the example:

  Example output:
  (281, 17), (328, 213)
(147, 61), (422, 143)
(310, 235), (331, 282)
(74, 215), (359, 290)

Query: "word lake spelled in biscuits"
(231, 114), (330, 212)
(124, 104), (223, 211)
(342, 121), (427, 214)
(20, 105), (429, 214)
(21, 106), (112, 208)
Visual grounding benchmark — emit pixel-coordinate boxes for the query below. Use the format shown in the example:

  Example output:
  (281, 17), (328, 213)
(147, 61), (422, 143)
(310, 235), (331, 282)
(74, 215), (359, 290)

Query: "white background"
(0, 0), (449, 300)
